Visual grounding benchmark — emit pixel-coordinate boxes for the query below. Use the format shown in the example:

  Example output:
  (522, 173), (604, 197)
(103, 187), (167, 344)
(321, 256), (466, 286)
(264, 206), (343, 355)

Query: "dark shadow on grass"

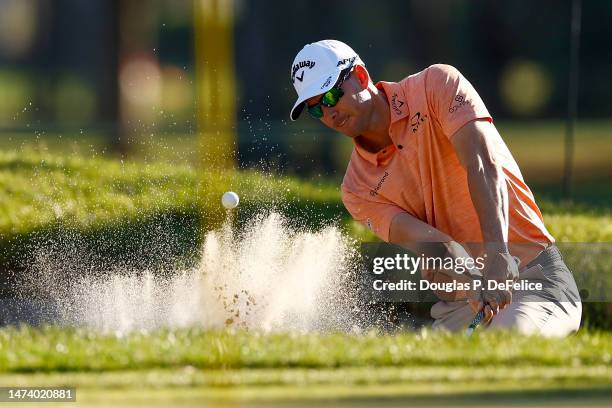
(531, 179), (612, 213)
(241, 387), (612, 407)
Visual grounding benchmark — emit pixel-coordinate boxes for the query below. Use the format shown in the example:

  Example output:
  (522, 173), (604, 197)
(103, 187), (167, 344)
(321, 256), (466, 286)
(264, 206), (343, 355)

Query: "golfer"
(289, 39), (581, 337)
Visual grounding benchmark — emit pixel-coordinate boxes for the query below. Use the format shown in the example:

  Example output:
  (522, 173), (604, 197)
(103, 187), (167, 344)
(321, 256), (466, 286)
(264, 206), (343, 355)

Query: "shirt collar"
(352, 81), (408, 166)
(376, 81), (410, 124)
(353, 139), (397, 166)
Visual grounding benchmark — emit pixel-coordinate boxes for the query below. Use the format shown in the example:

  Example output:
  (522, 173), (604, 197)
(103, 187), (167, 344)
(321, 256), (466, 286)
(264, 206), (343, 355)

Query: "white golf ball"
(221, 191), (239, 209)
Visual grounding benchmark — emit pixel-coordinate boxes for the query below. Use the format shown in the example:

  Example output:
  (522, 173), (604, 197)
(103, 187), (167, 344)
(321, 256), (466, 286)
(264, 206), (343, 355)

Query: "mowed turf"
(0, 369), (610, 407)
(1, 326), (611, 372)
(0, 327), (610, 406)
(0, 150), (340, 236)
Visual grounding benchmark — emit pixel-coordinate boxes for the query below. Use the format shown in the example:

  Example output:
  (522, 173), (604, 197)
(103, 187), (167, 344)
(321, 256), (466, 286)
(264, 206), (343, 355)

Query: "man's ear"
(353, 65), (370, 89)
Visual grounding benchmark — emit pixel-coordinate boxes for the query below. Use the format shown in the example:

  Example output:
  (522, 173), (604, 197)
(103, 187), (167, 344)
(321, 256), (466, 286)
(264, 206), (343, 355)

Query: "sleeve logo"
(448, 94), (468, 113)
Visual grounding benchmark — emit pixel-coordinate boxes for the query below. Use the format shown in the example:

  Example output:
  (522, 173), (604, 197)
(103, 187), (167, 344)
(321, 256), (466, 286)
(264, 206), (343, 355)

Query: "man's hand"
(480, 252), (519, 319)
(468, 298), (495, 325)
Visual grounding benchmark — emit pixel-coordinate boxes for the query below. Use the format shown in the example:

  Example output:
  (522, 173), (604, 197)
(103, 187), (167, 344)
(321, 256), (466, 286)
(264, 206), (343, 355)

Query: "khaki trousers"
(431, 245), (582, 337)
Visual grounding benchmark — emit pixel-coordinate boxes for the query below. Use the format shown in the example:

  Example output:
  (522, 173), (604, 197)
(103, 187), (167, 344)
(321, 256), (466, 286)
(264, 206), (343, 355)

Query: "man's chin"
(338, 124), (360, 138)
(341, 130), (359, 139)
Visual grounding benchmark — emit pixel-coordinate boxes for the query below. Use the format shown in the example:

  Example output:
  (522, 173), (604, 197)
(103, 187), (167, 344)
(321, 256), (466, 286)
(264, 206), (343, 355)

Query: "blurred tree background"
(0, 0), (611, 202)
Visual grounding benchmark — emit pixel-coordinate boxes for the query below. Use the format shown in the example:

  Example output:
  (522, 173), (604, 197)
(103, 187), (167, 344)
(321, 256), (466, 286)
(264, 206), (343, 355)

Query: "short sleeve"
(426, 64), (492, 138)
(341, 188), (405, 242)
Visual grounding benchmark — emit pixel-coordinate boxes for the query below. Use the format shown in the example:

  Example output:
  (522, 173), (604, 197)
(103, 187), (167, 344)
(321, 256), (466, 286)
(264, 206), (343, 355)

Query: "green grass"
(0, 150), (348, 277)
(0, 150), (342, 236)
(3, 365), (609, 388)
(0, 150), (196, 235)
(0, 327), (609, 406)
(0, 149), (609, 242)
(0, 378), (609, 408)
(0, 367), (610, 406)
(0, 326), (610, 373)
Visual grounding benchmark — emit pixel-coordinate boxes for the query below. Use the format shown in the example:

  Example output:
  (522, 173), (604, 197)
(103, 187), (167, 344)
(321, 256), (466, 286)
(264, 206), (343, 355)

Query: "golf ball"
(221, 191), (239, 209)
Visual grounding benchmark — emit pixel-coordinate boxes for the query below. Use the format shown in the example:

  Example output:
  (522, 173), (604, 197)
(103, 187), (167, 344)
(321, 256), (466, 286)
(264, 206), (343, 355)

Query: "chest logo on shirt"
(448, 94), (469, 113)
(410, 112), (428, 133)
(391, 93), (405, 116)
(370, 171), (389, 197)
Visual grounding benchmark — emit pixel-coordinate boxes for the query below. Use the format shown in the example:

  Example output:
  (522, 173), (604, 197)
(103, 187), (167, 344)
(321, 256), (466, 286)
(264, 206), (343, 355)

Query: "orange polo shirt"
(341, 64), (554, 265)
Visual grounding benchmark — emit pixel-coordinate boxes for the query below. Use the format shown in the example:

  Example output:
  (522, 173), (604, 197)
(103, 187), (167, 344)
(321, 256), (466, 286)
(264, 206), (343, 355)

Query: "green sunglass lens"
(307, 87), (344, 119)
(322, 87), (344, 106)
(322, 92), (337, 106)
(308, 104), (323, 119)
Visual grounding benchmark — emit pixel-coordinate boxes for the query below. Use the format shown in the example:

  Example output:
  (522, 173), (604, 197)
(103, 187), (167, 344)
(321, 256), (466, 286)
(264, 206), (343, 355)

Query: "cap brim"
(290, 102), (305, 121)
(289, 69), (342, 121)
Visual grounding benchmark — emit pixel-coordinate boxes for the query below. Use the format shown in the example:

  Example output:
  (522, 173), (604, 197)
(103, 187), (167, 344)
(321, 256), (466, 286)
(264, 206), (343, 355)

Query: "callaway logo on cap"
(289, 40), (364, 121)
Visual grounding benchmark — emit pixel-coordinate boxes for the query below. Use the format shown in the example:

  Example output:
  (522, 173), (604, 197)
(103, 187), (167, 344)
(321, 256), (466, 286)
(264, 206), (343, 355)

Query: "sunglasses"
(307, 61), (355, 119)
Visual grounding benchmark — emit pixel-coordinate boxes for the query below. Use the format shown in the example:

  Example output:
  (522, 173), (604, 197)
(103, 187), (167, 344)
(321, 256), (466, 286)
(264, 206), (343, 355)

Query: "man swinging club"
(289, 39), (581, 336)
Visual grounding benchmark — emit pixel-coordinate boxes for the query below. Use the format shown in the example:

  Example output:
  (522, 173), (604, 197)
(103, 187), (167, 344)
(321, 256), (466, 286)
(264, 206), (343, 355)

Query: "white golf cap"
(289, 39), (364, 121)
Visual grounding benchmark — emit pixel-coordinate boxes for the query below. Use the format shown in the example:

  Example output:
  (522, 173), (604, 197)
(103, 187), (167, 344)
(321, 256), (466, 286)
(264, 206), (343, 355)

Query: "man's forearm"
(466, 157), (510, 254)
(450, 120), (516, 310)
(389, 213), (482, 302)
(451, 120), (510, 255)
